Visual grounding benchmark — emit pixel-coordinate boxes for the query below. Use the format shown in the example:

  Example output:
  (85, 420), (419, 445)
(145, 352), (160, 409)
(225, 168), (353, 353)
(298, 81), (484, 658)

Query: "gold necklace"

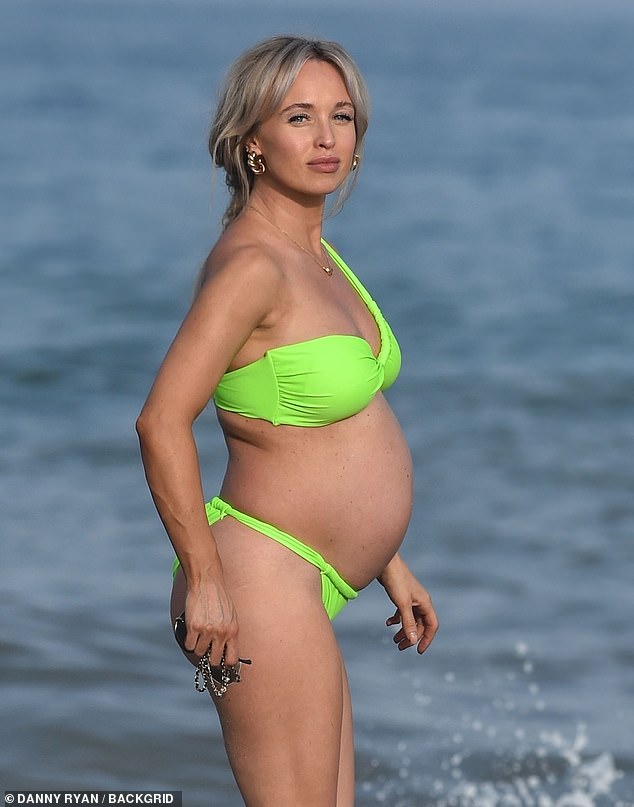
(248, 205), (333, 276)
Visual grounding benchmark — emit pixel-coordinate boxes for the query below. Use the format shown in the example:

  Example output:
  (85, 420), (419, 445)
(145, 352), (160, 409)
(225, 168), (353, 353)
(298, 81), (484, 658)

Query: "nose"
(316, 116), (335, 149)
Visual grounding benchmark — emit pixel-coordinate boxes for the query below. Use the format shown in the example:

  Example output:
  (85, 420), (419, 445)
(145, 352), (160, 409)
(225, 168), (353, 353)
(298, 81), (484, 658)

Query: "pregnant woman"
(137, 34), (438, 807)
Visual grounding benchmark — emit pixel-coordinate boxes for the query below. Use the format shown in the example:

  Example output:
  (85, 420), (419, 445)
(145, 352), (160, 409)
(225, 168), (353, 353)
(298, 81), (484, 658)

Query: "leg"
(336, 657), (355, 807)
(218, 593), (346, 806)
(171, 516), (354, 807)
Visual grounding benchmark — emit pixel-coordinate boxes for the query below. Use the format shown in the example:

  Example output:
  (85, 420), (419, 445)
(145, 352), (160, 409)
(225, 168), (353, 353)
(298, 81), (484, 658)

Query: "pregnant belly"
(221, 395), (413, 591)
(322, 422), (413, 588)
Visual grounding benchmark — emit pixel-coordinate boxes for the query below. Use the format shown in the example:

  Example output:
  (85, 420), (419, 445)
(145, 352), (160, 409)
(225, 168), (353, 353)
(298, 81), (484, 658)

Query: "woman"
(137, 35), (438, 807)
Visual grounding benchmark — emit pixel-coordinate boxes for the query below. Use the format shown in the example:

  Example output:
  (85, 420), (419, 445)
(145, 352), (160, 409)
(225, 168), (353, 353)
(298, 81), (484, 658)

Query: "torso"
(208, 222), (413, 590)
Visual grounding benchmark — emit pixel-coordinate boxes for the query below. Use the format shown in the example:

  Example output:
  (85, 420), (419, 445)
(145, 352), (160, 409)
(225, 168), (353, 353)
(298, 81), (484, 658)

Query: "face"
(248, 59), (357, 199)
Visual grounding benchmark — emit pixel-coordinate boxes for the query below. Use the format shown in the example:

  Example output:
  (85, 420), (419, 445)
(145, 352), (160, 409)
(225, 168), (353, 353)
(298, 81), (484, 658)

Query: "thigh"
(336, 657), (355, 807)
(218, 595), (345, 806)
(172, 517), (350, 807)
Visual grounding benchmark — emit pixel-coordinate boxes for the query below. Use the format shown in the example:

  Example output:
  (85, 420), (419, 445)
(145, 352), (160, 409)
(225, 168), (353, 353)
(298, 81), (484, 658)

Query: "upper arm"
(140, 246), (283, 425)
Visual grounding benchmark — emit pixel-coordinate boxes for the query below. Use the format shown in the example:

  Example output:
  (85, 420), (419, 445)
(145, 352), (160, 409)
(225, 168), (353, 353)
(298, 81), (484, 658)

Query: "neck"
(247, 187), (325, 250)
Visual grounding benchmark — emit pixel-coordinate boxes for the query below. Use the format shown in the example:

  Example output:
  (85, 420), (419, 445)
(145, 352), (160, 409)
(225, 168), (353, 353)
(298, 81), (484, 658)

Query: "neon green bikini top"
(213, 241), (401, 427)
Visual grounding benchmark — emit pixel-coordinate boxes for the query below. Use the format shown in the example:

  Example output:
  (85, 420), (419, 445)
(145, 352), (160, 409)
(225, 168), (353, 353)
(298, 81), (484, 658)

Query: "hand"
(183, 578), (240, 667)
(378, 553), (438, 654)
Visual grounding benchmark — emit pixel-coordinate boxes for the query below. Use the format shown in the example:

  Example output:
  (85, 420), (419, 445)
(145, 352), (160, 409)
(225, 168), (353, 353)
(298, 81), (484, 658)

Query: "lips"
(307, 157), (341, 172)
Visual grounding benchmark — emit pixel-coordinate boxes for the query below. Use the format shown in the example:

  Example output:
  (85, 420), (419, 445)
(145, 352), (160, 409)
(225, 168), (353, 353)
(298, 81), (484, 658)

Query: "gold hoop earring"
(351, 153), (361, 171)
(246, 148), (266, 175)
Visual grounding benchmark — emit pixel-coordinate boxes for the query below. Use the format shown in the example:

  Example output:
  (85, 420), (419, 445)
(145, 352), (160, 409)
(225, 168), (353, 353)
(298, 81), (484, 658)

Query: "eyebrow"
(280, 100), (354, 113)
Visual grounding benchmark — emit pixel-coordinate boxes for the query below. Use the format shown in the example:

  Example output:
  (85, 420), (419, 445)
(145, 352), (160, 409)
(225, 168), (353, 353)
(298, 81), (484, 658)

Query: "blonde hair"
(209, 35), (370, 228)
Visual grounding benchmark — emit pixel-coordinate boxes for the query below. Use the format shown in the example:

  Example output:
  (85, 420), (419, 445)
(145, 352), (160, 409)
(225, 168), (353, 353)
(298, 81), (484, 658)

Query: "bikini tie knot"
(209, 496), (232, 519)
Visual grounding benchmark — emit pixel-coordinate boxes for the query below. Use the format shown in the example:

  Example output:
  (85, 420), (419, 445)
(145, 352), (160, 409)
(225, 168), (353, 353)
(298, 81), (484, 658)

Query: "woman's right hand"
(183, 578), (240, 667)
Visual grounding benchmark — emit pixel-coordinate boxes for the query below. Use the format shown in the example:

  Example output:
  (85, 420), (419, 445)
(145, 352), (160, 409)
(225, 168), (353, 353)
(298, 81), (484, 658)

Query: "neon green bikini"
(173, 242), (401, 619)
(214, 241), (401, 426)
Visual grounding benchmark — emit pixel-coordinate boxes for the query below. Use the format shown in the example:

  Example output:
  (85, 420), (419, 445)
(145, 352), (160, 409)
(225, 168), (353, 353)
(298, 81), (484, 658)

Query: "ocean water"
(1, 1), (633, 804)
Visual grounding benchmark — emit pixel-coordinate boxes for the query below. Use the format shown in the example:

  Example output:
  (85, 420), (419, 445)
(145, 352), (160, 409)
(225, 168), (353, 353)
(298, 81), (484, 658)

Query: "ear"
(244, 135), (261, 155)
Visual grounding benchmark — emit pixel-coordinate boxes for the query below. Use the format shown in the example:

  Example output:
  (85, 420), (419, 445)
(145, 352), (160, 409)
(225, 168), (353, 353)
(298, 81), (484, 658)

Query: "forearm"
(377, 551), (404, 586)
(137, 418), (221, 585)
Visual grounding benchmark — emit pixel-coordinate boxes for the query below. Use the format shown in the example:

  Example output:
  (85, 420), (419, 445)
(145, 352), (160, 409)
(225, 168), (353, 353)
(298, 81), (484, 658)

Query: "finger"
(184, 627), (199, 654)
(386, 610), (401, 627)
(207, 635), (225, 666)
(390, 625), (413, 644)
(196, 635), (212, 660)
(399, 611), (420, 648)
(417, 616), (439, 654)
(223, 636), (240, 668)
(416, 625), (435, 654)
(417, 635), (432, 654)
(397, 631), (420, 651)
(391, 608), (428, 650)
(190, 623), (216, 660)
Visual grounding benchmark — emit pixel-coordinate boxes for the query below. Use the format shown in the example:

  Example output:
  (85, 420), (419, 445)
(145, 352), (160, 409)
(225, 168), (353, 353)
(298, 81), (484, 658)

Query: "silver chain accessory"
(194, 650), (252, 698)
(173, 612), (251, 699)
(195, 650), (231, 697)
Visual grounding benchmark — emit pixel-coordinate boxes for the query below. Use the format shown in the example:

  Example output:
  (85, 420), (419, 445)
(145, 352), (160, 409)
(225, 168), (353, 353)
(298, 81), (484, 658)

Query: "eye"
(288, 113), (309, 124)
(334, 112), (354, 122)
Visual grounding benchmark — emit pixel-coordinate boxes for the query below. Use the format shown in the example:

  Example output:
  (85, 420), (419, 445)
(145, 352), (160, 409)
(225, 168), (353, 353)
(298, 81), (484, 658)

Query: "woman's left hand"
(378, 553), (438, 654)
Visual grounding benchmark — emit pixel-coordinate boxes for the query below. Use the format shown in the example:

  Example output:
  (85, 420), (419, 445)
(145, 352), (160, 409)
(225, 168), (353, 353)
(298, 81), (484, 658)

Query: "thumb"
(400, 610), (419, 644)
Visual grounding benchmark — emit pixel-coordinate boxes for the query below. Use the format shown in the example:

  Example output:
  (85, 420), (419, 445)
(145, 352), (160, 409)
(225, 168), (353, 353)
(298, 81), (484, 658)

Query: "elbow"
(135, 414), (152, 456)
(135, 406), (151, 441)
(135, 404), (191, 448)
(135, 405), (163, 448)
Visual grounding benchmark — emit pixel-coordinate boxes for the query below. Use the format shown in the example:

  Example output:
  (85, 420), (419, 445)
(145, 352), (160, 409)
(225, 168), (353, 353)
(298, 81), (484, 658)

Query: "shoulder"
(199, 231), (284, 303)
(201, 246), (281, 289)
(196, 233), (285, 324)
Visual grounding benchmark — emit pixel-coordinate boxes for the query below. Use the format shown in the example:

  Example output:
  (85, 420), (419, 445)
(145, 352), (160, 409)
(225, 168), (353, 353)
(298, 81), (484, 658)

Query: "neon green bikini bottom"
(172, 496), (358, 620)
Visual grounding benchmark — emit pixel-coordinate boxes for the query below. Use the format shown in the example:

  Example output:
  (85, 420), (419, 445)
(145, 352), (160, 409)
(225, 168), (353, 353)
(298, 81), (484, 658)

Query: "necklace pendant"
(249, 205), (334, 277)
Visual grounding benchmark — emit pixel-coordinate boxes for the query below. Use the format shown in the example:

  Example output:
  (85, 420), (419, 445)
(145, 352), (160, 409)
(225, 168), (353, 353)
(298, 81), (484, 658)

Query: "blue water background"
(1, 1), (633, 804)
